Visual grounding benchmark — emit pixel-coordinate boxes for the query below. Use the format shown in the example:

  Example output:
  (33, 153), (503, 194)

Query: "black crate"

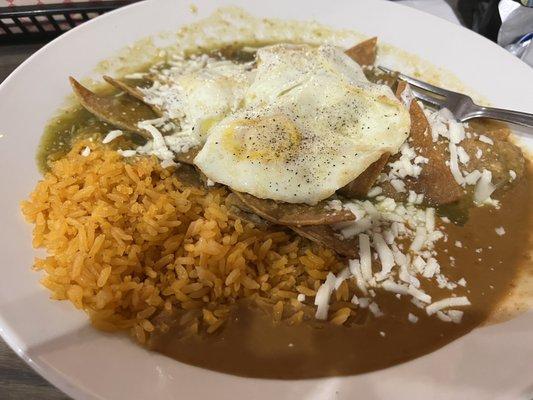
(0, 1), (138, 43)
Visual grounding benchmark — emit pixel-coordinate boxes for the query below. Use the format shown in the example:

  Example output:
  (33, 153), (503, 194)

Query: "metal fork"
(379, 66), (533, 128)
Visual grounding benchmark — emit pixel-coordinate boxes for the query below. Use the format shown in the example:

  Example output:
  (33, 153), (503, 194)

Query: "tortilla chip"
(381, 82), (464, 205)
(104, 76), (163, 116)
(344, 37), (378, 66)
(228, 193), (358, 257)
(174, 163), (204, 188)
(175, 147), (200, 165)
(233, 192), (355, 227)
(225, 193), (272, 228)
(338, 152), (390, 198)
(290, 225), (358, 258)
(69, 77), (155, 139)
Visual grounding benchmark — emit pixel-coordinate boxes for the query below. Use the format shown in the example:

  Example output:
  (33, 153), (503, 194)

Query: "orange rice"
(21, 140), (350, 342)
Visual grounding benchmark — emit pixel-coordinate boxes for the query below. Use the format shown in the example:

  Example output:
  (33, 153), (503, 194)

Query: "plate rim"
(0, 1), (532, 399)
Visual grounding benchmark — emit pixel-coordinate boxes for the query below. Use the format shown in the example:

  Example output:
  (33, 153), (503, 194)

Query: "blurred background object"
(398, 0), (533, 66)
(456, 0), (502, 41)
(455, 0), (533, 66)
(0, 1), (139, 43)
(497, 0), (533, 65)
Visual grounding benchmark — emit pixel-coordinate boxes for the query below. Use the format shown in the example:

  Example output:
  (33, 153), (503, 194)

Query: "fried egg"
(194, 44), (410, 205)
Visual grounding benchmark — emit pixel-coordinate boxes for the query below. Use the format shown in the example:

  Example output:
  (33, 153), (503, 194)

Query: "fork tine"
(409, 86), (446, 108)
(377, 66), (395, 75)
(378, 66), (457, 97)
(401, 77), (455, 97)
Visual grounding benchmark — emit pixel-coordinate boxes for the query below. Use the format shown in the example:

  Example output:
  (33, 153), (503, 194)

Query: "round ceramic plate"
(1, 0), (532, 399)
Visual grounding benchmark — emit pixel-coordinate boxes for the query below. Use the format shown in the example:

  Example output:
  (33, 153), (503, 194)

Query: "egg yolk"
(221, 114), (302, 163)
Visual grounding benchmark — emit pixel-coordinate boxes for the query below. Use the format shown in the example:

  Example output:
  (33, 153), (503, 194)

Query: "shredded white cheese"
(411, 298), (426, 309)
(422, 257), (440, 278)
(463, 170), (482, 185)
(369, 302), (384, 317)
(314, 272), (336, 320)
(425, 208), (435, 233)
(474, 169), (496, 204)
(407, 190), (417, 204)
(456, 145), (470, 165)
(373, 233), (395, 281)
(436, 310), (452, 322)
(408, 285), (432, 304)
(358, 234), (373, 282)
(334, 268), (351, 290)
(426, 296), (471, 315)
(478, 135), (494, 145)
(160, 159), (177, 168)
(117, 149), (137, 157)
(448, 142), (464, 185)
(358, 298), (370, 308)
(349, 259), (368, 296)
(390, 179), (406, 193)
(102, 130), (123, 144)
(410, 227), (427, 252)
(495, 226), (506, 236)
(424, 107), (465, 144)
(367, 186), (382, 197)
(381, 280), (409, 295)
(447, 310), (464, 323)
(385, 142), (427, 183)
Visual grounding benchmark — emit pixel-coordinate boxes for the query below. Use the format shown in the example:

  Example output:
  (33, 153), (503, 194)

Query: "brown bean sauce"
(148, 164), (532, 378)
(144, 47), (532, 379)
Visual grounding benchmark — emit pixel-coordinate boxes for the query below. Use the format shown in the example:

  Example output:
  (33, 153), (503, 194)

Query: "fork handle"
(468, 106), (533, 128)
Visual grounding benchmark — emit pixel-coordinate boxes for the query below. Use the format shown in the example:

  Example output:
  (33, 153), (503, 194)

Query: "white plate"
(0, 0), (532, 399)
